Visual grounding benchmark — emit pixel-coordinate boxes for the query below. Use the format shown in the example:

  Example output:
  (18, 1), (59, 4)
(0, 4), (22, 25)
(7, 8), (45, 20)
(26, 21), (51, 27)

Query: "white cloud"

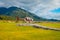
(30, 0), (60, 20)
(0, 1), (5, 7)
(0, 0), (60, 20)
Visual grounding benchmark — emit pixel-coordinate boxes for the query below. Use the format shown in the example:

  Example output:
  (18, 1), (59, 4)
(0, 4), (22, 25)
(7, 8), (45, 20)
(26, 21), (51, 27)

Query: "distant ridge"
(0, 6), (60, 21)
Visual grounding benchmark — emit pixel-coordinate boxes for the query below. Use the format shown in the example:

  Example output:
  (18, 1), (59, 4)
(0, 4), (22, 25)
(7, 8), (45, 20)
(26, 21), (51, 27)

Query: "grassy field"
(0, 20), (60, 40)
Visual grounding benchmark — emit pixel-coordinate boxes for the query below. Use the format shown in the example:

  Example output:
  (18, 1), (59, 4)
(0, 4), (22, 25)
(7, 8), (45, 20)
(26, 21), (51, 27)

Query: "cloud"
(0, 0), (60, 20)
(31, 0), (60, 20)
(0, 1), (5, 7)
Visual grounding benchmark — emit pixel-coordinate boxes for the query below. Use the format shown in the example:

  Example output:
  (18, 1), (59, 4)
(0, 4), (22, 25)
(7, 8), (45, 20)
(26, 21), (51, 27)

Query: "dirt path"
(17, 23), (60, 31)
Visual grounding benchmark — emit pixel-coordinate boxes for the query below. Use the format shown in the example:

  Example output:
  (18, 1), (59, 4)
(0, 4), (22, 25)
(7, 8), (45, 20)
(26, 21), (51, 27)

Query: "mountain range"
(0, 7), (60, 21)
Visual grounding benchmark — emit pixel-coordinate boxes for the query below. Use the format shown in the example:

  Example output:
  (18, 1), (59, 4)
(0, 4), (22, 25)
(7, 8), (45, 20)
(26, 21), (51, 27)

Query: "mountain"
(47, 19), (60, 22)
(0, 7), (46, 21)
(0, 6), (60, 21)
(0, 7), (8, 14)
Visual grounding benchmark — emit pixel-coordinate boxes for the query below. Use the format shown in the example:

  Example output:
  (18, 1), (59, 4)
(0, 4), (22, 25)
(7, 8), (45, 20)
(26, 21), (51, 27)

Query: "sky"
(0, 0), (60, 20)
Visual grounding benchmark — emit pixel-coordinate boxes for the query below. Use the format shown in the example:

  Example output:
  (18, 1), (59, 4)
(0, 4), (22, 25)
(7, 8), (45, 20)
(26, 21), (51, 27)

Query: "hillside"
(0, 7), (60, 21)
(0, 7), (47, 21)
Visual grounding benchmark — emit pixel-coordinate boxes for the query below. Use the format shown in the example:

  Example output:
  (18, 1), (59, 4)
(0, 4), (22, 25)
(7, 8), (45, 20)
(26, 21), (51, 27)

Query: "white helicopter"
(16, 16), (33, 23)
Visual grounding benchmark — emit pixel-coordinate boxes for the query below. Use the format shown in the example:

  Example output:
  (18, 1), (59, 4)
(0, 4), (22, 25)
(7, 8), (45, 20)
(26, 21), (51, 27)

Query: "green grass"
(0, 21), (60, 40)
(38, 21), (60, 28)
